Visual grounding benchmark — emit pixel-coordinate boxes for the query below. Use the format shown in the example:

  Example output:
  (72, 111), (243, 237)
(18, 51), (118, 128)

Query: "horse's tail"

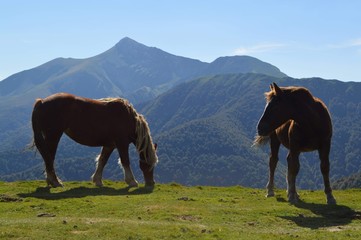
(31, 99), (46, 154)
(252, 135), (270, 147)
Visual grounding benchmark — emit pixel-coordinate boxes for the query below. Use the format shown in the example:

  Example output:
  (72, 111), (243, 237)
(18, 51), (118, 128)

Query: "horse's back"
(33, 93), (136, 146)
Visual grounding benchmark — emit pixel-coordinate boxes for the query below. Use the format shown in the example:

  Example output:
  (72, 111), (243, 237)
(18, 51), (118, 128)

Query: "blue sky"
(1, 1), (361, 82)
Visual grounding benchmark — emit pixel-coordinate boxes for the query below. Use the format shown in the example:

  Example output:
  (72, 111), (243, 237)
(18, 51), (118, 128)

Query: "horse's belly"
(279, 135), (319, 152)
(64, 128), (113, 147)
(299, 145), (318, 152)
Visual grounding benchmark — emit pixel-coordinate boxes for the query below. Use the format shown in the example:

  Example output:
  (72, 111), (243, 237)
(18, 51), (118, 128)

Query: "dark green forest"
(140, 74), (361, 189)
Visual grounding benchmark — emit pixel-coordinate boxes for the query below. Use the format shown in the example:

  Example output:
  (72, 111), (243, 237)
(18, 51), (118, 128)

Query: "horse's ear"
(154, 143), (158, 151)
(272, 82), (283, 96)
(269, 84), (274, 91)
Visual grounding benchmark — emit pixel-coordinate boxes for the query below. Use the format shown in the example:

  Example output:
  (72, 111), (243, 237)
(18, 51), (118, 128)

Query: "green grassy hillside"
(1, 181), (360, 239)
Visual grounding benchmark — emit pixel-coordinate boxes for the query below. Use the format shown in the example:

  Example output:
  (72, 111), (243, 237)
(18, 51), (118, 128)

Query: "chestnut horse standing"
(255, 83), (336, 204)
(31, 93), (158, 188)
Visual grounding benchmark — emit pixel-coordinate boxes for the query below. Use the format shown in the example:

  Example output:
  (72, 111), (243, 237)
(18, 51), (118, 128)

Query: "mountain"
(0, 37), (286, 104)
(137, 74), (361, 188)
(2, 71), (361, 189)
(333, 172), (361, 189)
(2, 37), (361, 189)
(203, 56), (286, 78)
(140, 73), (272, 186)
(1, 73), (275, 187)
(0, 37), (287, 151)
(0, 37), (206, 103)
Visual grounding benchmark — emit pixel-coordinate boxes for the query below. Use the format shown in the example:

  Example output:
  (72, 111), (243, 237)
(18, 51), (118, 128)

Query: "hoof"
(145, 182), (155, 189)
(47, 180), (63, 188)
(288, 193), (299, 204)
(92, 176), (103, 187)
(327, 197), (337, 205)
(266, 191), (275, 198)
(144, 184), (155, 192)
(46, 175), (63, 188)
(126, 180), (139, 188)
(94, 181), (103, 187)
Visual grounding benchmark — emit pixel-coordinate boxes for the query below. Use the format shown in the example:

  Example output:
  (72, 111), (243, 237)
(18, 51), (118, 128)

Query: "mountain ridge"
(0, 37), (289, 150)
(2, 38), (361, 189)
(0, 37), (287, 104)
(1, 73), (361, 189)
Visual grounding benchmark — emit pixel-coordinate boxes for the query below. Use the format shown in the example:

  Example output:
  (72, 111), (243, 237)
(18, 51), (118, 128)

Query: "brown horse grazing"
(31, 93), (158, 188)
(255, 83), (336, 205)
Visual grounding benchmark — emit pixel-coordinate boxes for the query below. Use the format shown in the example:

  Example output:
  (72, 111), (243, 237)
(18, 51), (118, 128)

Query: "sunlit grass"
(0, 181), (360, 239)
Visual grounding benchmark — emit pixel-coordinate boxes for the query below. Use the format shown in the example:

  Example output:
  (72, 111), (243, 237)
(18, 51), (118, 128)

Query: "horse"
(255, 83), (336, 204)
(31, 93), (158, 188)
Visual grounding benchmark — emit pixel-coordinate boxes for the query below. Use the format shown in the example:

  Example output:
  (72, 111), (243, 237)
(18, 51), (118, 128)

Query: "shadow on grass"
(18, 185), (154, 200)
(277, 196), (361, 229)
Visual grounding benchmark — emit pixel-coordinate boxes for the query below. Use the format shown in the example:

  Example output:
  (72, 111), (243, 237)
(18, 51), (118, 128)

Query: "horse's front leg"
(117, 145), (138, 187)
(318, 145), (336, 205)
(266, 134), (281, 197)
(266, 156), (278, 197)
(286, 151), (300, 204)
(92, 146), (114, 187)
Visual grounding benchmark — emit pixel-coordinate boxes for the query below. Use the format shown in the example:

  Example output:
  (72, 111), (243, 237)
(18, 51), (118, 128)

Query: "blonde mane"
(265, 86), (314, 103)
(135, 114), (158, 167)
(98, 97), (127, 103)
(98, 97), (158, 167)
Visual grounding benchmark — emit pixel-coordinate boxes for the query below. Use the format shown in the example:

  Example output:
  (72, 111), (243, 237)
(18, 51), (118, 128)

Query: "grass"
(0, 181), (360, 239)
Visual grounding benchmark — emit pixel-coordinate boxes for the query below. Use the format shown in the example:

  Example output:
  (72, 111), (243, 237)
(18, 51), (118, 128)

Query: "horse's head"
(257, 83), (293, 136)
(139, 143), (158, 187)
(139, 143), (158, 164)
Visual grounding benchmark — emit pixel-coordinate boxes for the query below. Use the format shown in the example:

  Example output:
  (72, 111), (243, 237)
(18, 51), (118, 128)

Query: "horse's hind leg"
(40, 132), (63, 188)
(92, 146), (114, 187)
(266, 133), (280, 197)
(117, 145), (138, 187)
(319, 143), (336, 205)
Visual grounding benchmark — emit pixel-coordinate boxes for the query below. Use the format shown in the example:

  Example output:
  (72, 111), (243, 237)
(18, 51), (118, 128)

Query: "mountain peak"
(117, 37), (139, 45)
(95, 37), (151, 64)
(205, 55), (287, 78)
(114, 37), (146, 49)
(213, 55), (259, 63)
